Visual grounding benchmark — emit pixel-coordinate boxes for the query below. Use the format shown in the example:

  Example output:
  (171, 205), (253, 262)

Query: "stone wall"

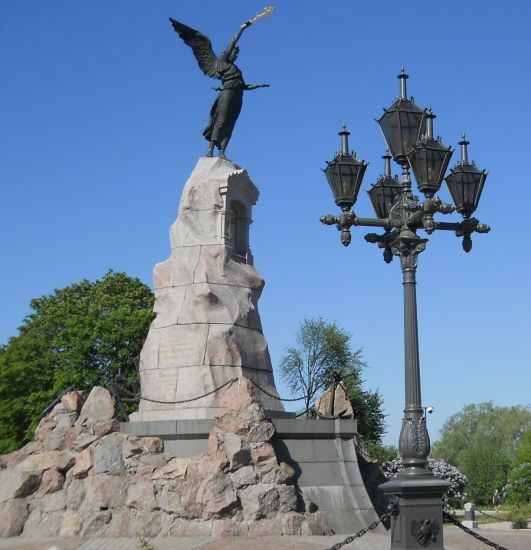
(0, 384), (330, 538)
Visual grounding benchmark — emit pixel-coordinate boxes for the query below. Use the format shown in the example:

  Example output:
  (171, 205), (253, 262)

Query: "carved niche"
(218, 169), (259, 265)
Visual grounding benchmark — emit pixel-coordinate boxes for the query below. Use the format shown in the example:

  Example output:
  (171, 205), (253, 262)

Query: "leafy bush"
(509, 515), (529, 530)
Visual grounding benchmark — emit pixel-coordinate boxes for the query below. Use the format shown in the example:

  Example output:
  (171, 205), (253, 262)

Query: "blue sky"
(1, 0), (530, 447)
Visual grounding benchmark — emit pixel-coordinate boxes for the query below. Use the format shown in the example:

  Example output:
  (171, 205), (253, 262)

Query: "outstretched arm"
(220, 20), (252, 61)
(244, 83), (270, 90)
(221, 7), (275, 61)
(211, 83), (270, 91)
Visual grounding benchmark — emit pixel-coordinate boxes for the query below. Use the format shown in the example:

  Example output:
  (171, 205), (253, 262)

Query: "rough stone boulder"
(315, 381), (354, 418)
(0, 384), (331, 538)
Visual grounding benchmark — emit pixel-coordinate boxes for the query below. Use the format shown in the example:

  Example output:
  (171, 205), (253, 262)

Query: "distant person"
(492, 489), (501, 514)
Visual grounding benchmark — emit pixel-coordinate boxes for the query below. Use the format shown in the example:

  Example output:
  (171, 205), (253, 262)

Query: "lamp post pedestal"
(380, 478), (450, 549)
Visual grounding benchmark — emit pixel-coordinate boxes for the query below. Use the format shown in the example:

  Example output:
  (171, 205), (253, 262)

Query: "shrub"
(383, 456), (467, 507)
(509, 515), (529, 530)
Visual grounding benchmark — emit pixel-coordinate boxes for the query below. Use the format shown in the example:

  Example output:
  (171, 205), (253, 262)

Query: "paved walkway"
(0, 526), (530, 550)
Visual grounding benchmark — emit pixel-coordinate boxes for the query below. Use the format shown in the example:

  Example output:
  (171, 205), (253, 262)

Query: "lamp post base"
(380, 477), (449, 549)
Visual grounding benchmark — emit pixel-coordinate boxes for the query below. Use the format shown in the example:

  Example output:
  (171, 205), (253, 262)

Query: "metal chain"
(246, 377), (307, 402)
(121, 376), (308, 406)
(323, 508), (396, 550)
(443, 511), (509, 550)
(134, 377), (238, 405)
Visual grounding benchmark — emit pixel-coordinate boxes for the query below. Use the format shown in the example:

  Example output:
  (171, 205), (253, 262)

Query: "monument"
(0, 9), (386, 538)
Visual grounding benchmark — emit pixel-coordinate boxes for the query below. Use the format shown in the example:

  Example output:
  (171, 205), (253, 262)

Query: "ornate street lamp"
(321, 71), (490, 550)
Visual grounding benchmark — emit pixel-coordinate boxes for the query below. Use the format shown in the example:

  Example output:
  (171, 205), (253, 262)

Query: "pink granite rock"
(38, 468), (64, 494)
(72, 447), (93, 479)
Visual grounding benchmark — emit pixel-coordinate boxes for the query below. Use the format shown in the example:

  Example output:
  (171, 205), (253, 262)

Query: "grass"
(473, 504), (531, 528)
(138, 536), (156, 550)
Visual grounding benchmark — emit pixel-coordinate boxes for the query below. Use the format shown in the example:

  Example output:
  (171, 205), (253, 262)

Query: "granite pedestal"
(122, 417), (384, 534)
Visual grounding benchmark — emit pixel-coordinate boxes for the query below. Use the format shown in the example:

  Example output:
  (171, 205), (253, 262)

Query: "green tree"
(431, 402), (530, 505)
(459, 437), (511, 504)
(504, 429), (531, 505)
(0, 271), (154, 453)
(366, 443), (398, 466)
(343, 377), (386, 445)
(279, 317), (386, 443)
(432, 402), (531, 465)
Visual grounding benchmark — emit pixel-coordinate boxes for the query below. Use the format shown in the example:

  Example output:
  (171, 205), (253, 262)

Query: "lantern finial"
(339, 124), (350, 154)
(459, 135), (470, 163)
(383, 149), (392, 177)
(399, 68), (409, 99)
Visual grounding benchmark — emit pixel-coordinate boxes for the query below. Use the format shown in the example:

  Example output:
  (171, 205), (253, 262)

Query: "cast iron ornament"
(411, 518), (440, 547)
(399, 415), (430, 459)
(169, 7), (274, 160)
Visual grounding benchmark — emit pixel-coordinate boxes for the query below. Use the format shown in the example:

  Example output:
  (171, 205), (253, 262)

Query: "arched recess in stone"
(229, 199), (250, 259)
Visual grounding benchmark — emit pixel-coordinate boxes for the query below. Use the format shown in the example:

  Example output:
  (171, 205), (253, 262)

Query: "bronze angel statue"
(169, 7), (274, 160)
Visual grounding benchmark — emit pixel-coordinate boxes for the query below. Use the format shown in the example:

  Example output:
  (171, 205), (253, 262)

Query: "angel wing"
(169, 18), (219, 79)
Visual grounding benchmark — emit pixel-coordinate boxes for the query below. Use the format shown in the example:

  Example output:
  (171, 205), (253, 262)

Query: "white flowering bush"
(383, 456), (468, 507)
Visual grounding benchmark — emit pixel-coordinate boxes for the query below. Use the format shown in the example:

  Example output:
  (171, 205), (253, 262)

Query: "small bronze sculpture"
(169, 7), (274, 160)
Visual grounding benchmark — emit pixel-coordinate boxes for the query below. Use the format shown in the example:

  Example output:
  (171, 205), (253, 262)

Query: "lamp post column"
(399, 246), (430, 477)
(379, 239), (449, 550)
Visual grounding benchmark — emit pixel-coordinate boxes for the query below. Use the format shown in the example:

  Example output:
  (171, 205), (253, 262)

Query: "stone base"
(462, 520), (478, 529)
(129, 407), (295, 422)
(121, 417), (383, 535)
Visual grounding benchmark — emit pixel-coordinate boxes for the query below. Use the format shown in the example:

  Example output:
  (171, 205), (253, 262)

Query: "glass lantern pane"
(379, 114), (401, 157)
(398, 110), (425, 155)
